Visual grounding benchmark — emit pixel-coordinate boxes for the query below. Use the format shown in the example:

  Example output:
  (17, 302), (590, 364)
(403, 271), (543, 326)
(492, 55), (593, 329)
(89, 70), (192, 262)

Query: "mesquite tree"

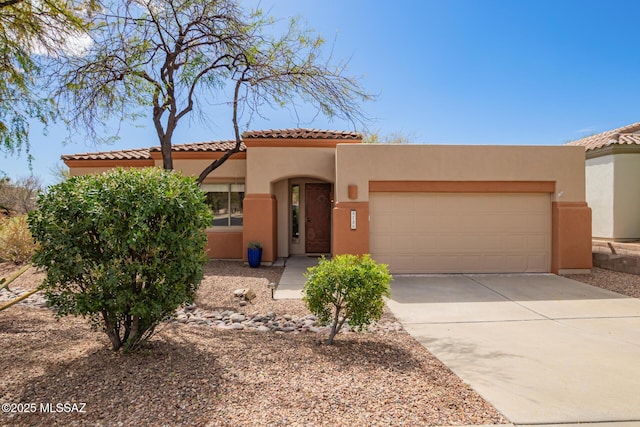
(54, 0), (372, 184)
(28, 168), (213, 352)
(0, 0), (91, 157)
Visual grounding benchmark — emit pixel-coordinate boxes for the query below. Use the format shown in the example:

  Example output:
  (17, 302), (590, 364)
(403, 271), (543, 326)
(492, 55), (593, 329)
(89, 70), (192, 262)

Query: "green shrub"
(0, 215), (37, 264)
(28, 168), (213, 352)
(302, 254), (392, 345)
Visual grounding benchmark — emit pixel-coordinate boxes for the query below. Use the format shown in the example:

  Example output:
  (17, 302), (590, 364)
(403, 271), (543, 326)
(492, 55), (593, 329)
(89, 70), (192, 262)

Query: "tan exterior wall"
(245, 147), (336, 193)
(614, 154), (640, 240)
(334, 144), (590, 273)
(68, 166), (147, 176)
(206, 231), (243, 259)
(243, 194), (277, 263)
(335, 144), (586, 203)
(157, 158), (246, 182)
(333, 202), (369, 256)
(552, 202), (593, 273)
(274, 180), (290, 258)
(585, 152), (640, 240)
(585, 155), (615, 239)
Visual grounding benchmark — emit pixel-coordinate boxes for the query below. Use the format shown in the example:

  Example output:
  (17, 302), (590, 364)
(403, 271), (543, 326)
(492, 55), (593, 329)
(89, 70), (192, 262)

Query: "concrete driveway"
(385, 274), (640, 425)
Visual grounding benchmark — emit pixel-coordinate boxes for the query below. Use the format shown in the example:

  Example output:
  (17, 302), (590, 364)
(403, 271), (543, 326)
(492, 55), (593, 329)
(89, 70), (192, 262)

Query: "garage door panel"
(369, 192), (551, 273)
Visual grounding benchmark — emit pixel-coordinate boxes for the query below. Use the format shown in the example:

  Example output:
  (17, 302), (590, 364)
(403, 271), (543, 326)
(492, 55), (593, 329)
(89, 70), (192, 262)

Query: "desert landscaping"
(2, 260), (640, 426)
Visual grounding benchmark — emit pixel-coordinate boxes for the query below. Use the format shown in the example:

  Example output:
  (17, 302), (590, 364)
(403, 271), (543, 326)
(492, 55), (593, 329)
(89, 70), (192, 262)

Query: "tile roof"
(62, 140), (245, 161)
(566, 122), (640, 151)
(61, 148), (151, 161)
(62, 129), (359, 161)
(149, 140), (245, 153)
(242, 128), (362, 140)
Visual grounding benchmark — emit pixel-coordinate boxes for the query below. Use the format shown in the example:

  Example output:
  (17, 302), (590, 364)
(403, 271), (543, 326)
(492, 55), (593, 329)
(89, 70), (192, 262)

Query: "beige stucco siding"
(245, 147), (335, 193)
(160, 158), (246, 181)
(585, 153), (640, 240)
(68, 166), (132, 176)
(614, 154), (640, 239)
(586, 155), (615, 239)
(335, 145), (586, 203)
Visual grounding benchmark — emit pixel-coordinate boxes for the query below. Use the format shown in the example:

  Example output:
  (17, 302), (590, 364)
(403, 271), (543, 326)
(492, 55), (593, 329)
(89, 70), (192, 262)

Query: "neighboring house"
(567, 122), (640, 241)
(63, 128), (592, 274)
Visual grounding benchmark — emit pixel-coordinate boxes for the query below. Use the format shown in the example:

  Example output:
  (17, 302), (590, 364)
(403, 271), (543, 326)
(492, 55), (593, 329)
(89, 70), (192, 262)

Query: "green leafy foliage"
(0, 0), (91, 156)
(28, 168), (213, 352)
(55, 0), (371, 183)
(0, 214), (36, 264)
(302, 254), (392, 345)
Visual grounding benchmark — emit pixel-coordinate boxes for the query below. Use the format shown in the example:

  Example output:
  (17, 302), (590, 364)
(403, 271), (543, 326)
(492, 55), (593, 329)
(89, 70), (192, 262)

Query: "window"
(291, 184), (300, 239)
(202, 184), (244, 227)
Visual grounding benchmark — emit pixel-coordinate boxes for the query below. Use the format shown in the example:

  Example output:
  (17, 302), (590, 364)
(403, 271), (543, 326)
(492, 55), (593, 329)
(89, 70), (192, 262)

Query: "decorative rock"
(229, 313), (245, 323)
(243, 289), (257, 301)
(257, 325), (271, 332)
(184, 304), (197, 312)
(233, 289), (246, 297)
(239, 301), (247, 307)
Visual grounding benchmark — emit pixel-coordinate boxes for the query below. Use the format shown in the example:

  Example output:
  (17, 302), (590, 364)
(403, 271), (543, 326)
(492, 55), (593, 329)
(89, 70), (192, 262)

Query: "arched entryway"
(273, 178), (333, 258)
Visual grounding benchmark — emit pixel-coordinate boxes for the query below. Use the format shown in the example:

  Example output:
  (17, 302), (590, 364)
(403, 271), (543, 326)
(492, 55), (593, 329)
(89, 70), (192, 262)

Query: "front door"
(305, 183), (331, 253)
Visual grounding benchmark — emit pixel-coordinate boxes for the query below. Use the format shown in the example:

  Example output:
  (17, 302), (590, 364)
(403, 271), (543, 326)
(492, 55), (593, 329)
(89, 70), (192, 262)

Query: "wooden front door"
(305, 183), (331, 253)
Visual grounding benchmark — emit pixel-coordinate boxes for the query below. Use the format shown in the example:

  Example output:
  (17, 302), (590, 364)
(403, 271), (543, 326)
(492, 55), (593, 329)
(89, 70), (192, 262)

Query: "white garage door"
(369, 192), (551, 273)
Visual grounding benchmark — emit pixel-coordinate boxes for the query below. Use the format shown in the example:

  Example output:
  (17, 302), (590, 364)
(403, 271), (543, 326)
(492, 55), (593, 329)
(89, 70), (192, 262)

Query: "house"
(63, 128), (592, 274)
(567, 122), (640, 241)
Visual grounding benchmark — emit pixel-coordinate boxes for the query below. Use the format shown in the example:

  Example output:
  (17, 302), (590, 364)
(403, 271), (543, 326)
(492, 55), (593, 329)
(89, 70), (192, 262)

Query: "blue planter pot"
(248, 248), (262, 268)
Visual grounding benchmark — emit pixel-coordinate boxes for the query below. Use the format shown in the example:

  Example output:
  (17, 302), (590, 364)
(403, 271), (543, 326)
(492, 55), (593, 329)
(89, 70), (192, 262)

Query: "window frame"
(201, 183), (245, 230)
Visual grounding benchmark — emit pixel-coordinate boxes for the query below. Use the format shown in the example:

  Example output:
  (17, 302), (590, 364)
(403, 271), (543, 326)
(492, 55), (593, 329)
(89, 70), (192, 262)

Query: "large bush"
(302, 254), (392, 345)
(0, 215), (36, 264)
(28, 168), (213, 352)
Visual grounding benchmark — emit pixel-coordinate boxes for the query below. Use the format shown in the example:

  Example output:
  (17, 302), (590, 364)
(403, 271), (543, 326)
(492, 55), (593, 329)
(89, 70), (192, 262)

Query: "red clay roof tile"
(62, 129), (358, 161)
(566, 122), (640, 151)
(242, 128), (362, 140)
(61, 148), (151, 161)
(149, 140), (246, 153)
(62, 141), (246, 161)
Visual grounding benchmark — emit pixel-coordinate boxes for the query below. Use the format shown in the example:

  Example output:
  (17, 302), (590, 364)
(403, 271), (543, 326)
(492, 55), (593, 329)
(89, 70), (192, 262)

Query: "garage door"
(369, 193), (551, 273)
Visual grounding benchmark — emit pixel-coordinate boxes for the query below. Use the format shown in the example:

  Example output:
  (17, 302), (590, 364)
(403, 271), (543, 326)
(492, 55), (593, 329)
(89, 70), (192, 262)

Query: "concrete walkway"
(273, 256), (320, 299)
(387, 274), (640, 426)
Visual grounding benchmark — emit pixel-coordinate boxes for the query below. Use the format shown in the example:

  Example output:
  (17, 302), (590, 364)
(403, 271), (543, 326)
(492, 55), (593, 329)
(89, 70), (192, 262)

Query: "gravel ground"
(565, 266), (640, 298)
(0, 261), (508, 427)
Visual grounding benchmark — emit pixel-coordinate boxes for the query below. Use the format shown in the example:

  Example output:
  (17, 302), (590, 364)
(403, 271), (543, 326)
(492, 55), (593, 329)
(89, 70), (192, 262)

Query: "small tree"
(28, 168), (213, 352)
(302, 254), (392, 345)
(54, 0), (372, 184)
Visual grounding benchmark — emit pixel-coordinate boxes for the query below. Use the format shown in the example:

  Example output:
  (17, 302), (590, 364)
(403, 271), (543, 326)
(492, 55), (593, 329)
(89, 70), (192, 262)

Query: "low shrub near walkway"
(303, 254), (392, 344)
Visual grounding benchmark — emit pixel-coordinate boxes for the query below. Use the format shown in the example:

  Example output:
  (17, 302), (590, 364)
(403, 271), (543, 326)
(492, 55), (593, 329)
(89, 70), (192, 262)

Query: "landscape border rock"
(172, 304), (404, 335)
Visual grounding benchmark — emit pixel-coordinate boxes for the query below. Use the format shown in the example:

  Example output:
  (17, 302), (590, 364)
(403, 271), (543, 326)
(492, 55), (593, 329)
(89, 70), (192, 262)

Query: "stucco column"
(552, 202), (592, 274)
(243, 194), (277, 263)
(333, 202), (369, 255)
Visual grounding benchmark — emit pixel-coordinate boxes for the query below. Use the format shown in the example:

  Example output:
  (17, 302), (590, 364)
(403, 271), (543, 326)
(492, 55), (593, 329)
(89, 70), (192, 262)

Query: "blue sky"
(3, 0), (640, 186)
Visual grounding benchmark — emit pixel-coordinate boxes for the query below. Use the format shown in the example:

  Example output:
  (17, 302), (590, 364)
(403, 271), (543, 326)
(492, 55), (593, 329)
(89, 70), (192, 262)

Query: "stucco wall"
(274, 179), (289, 258)
(245, 147), (336, 193)
(68, 166), (131, 176)
(159, 158), (246, 181)
(585, 155), (615, 239)
(614, 154), (640, 239)
(335, 145), (586, 203)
